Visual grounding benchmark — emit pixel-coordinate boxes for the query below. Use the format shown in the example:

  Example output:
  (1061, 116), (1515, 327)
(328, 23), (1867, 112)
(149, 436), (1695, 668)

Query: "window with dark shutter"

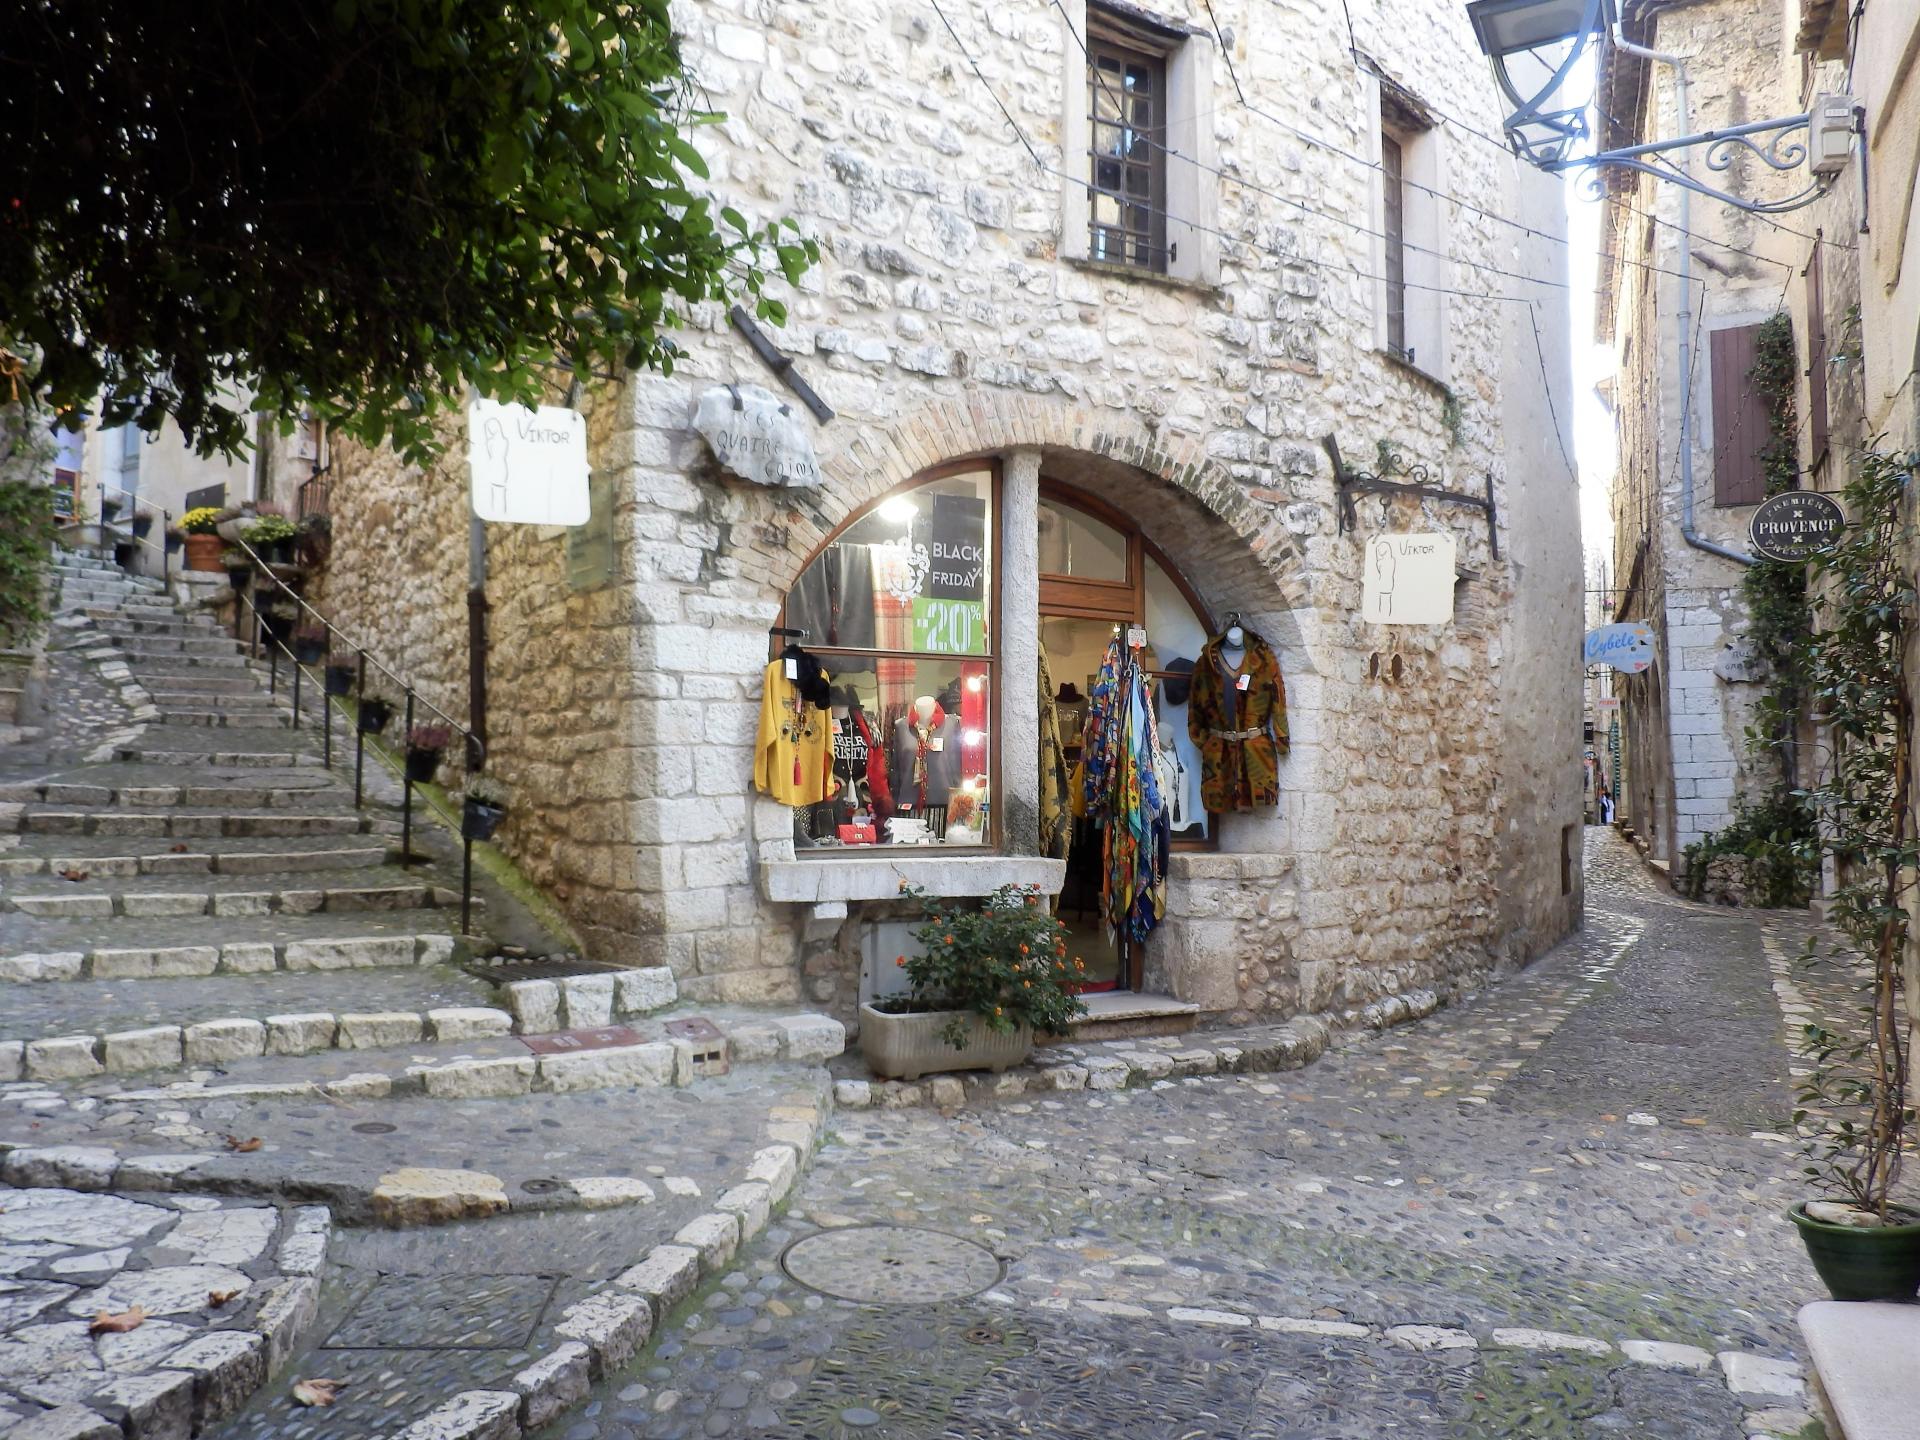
(1710, 322), (1772, 507)
(1805, 238), (1829, 470)
(1381, 131), (1407, 358)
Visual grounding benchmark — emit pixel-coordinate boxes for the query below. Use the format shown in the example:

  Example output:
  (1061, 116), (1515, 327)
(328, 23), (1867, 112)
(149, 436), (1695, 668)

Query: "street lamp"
(1465, 0), (1855, 214)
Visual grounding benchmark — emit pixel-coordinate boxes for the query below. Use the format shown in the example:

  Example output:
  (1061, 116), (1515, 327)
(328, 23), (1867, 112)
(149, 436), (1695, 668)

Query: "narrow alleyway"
(544, 830), (1833, 1440)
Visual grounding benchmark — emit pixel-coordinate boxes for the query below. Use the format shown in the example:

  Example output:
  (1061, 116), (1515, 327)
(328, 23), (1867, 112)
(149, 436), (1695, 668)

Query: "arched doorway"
(774, 459), (1221, 995)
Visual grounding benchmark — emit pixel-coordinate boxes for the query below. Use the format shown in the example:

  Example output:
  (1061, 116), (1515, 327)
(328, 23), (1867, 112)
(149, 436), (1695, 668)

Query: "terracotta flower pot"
(183, 533), (225, 572)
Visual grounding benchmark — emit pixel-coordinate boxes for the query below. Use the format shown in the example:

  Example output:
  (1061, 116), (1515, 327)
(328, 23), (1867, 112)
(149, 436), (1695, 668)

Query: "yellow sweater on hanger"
(753, 659), (839, 806)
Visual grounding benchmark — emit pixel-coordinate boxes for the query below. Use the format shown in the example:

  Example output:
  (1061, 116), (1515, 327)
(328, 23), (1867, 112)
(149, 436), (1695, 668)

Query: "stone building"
(1597, 0), (1821, 873)
(305, 0), (1583, 1033)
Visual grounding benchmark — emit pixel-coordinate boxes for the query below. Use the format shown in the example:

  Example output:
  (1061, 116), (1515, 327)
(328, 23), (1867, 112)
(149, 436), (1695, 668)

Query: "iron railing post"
(461, 835), (473, 934)
(400, 693), (415, 869)
(353, 653), (367, 807)
(291, 654), (301, 731)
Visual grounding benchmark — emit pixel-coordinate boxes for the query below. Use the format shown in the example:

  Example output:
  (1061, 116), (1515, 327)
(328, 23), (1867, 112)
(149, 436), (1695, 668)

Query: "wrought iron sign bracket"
(730, 305), (835, 424)
(1322, 434), (1500, 563)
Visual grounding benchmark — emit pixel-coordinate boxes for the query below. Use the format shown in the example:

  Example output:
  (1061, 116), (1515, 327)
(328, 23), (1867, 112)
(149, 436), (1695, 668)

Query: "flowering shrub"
(241, 515), (299, 545)
(175, 506), (224, 536)
(877, 884), (1087, 1048)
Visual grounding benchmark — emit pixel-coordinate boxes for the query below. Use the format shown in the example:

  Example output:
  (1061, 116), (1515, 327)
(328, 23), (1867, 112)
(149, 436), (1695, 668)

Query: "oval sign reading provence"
(1749, 491), (1845, 562)
(1584, 622), (1655, 674)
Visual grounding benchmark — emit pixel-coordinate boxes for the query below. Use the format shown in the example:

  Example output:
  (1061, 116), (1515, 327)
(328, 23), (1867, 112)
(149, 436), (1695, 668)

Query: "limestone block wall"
(315, 0), (1582, 1021)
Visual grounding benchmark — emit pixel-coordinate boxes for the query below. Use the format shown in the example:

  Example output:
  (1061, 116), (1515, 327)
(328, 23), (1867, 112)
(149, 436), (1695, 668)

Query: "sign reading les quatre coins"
(1749, 491), (1845, 562)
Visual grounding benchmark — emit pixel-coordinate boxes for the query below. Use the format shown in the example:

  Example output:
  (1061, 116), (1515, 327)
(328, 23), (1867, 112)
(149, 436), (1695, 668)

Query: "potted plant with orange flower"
(860, 883), (1086, 1081)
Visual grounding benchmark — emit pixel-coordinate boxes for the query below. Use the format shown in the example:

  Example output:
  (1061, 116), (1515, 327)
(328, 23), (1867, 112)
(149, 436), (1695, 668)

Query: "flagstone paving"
(539, 830), (1870, 1440)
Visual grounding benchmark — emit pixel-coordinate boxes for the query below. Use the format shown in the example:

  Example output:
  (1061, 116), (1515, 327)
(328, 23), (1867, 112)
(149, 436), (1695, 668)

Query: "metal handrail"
(226, 535), (486, 932)
(94, 481), (171, 581)
(229, 535), (482, 766)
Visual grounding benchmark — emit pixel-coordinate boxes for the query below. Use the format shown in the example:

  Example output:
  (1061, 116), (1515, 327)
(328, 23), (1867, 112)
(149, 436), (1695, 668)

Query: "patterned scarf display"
(1079, 638), (1169, 946)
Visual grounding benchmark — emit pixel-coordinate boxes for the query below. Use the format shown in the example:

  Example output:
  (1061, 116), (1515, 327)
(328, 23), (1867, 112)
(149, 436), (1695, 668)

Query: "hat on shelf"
(1054, 683), (1085, 705)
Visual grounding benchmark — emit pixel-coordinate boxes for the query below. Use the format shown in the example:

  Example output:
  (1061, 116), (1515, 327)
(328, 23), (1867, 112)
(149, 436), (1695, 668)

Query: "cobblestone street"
(541, 830), (1834, 1440)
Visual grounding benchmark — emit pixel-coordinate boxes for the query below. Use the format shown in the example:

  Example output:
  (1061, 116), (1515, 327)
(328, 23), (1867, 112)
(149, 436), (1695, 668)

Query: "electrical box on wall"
(859, 920), (921, 1009)
(1809, 93), (1855, 176)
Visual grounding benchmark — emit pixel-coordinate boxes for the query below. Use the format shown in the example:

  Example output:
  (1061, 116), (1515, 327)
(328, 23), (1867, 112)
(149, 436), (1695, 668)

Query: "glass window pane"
(1038, 498), (1127, 581)
(822, 656), (992, 845)
(785, 469), (992, 656)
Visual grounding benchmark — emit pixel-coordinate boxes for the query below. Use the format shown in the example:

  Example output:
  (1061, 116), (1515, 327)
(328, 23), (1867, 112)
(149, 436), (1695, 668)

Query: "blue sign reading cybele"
(1584, 622), (1655, 673)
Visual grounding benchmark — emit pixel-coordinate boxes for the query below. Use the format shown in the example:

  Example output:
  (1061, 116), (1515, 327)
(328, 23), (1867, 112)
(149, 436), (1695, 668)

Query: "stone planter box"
(859, 1003), (1032, 1081)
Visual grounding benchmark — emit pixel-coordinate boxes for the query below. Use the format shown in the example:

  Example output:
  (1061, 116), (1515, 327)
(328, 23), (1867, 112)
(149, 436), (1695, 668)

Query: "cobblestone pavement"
(541, 831), (1840, 1440)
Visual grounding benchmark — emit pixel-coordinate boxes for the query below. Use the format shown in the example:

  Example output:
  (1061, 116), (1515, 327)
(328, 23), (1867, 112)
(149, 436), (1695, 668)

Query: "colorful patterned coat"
(1186, 632), (1288, 812)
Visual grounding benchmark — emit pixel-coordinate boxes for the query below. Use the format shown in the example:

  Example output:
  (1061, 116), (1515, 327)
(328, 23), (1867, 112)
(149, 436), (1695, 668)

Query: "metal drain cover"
(781, 1225), (1002, 1304)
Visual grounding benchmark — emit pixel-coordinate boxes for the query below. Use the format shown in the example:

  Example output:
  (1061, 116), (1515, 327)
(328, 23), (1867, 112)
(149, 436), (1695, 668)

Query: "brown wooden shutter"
(1710, 322), (1770, 507)
(1806, 238), (1829, 469)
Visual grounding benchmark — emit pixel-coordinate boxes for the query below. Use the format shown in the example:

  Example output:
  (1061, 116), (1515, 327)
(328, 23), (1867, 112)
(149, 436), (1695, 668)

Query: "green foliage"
(1439, 389), (1465, 449)
(1793, 442), (1917, 1218)
(881, 885), (1088, 1047)
(1686, 313), (1818, 905)
(241, 516), (299, 545)
(0, 481), (56, 648)
(0, 2), (817, 464)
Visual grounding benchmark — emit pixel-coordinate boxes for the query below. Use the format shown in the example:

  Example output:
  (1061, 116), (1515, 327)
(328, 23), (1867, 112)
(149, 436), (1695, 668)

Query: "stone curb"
(0, 932), (467, 985)
(0, 843), (389, 879)
(0, 880), (478, 919)
(453, 1087), (833, 1440)
(0, 1006), (843, 1089)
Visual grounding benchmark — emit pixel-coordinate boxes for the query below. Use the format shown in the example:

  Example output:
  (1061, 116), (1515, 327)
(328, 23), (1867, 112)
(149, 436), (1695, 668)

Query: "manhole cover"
(782, 1225), (1001, 1304)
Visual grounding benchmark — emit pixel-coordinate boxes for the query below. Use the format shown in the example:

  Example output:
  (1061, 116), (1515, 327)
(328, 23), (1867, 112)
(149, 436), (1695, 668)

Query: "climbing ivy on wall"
(1682, 313), (1817, 906)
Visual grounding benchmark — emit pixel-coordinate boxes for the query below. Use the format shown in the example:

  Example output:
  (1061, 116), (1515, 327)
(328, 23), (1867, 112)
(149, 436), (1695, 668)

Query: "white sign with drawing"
(468, 399), (590, 526)
(1360, 532), (1457, 625)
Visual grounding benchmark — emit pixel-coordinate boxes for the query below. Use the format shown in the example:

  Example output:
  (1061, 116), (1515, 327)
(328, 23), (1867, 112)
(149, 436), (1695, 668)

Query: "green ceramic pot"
(1787, 1202), (1920, 1301)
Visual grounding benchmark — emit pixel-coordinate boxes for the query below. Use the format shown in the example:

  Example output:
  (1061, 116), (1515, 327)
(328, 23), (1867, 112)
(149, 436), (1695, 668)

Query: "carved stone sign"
(1749, 490), (1845, 562)
(694, 383), (821, 488)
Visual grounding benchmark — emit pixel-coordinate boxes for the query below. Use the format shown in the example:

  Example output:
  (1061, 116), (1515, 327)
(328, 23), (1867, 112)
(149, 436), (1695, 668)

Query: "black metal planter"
(405, 747), (443, 783)
(227, 565), (250, 590)
(324, 664), (355, 697)
(462, 799), (507, 841)
(293, 640), (327, 665)
(357, 698), (393, 734)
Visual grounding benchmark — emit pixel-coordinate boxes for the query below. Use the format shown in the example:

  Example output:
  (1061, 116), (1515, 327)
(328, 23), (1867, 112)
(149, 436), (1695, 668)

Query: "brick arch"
(762, 391), (1314, 614)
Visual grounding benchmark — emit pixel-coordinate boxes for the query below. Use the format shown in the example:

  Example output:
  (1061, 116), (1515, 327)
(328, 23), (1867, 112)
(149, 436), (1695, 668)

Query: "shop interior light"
(965, 674), (984, 692)
(962, 729), (984, 746)
(878, 495), (917, 523)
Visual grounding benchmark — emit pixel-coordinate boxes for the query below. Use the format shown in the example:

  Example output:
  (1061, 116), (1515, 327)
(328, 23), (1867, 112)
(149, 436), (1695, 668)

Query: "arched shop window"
(781, 464), (997, 847)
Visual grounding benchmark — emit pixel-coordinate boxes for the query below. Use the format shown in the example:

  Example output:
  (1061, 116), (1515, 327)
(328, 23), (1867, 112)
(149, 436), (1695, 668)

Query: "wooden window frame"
(775, 460), (1004, 851)
(1039, 477), (1219, 852)
(1380, 129), (1409, 360)
(1085, 24), (1170, 275)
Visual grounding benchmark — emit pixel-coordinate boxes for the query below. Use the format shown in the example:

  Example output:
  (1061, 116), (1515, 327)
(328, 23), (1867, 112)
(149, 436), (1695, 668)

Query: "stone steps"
(144, 690), (283, 710)
(120, 671), (261, 694)
(1, 875), (471, 918)
(148, 709), (293, 729)
(8, 807), (372, 837)
(0, 927), (465, 985)
(0, 779), (343, 809)
(109, 634), (244, 657)
(118, 648), (250, 669)
(0, 836), (392, 877)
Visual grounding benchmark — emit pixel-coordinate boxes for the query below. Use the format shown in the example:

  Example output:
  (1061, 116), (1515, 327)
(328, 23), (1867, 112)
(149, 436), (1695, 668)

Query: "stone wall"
(316, 0), (1582, 1023)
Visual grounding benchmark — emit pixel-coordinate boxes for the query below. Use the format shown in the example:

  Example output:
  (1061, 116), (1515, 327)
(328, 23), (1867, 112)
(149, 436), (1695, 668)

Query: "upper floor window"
(1381, 130), (1408, 358)
(1369, 73), (1448, 385)
(1058, 0), (1218, 287)
(1087, 34), (1167, 272)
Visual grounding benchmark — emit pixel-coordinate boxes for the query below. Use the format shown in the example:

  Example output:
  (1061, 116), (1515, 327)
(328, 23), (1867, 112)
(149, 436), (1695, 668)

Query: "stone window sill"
(762, 854), (1067, 904)
(1066, 255), (1218, 297)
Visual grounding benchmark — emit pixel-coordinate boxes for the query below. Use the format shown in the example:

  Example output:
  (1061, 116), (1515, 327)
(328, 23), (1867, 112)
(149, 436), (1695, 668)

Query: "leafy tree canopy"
(0, 0), (813, 462)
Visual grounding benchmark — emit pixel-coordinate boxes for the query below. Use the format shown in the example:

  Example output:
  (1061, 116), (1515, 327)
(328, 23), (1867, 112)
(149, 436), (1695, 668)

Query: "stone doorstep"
(0, 782), (346, 809)
(828, 991), (1450, 1111)
(1798, 1300), (1912, 1440)
(0, 844), (390, 878)
(0, 931), (465, 983)
(10, 809), (366, 838)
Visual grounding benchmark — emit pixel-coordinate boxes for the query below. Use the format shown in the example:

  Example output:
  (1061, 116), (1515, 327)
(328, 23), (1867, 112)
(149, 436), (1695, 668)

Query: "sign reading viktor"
(469, 399), (590, 526)
(693, 383), (821, 488)
(1584, 622), (1655, 673)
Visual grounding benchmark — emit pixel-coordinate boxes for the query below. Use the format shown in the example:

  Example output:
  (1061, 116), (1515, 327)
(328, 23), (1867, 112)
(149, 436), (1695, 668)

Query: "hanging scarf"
(906, 702), (946, 809)
(1081, 639), (1168, 947)
(1038, 648), (1071, 860)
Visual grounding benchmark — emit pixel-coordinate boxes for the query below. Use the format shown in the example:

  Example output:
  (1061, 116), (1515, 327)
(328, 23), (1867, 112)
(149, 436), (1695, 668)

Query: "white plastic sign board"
(1360, 532), (1456, 625)
(468, 399), (590, 526)
(1584, 622), (1655, 673)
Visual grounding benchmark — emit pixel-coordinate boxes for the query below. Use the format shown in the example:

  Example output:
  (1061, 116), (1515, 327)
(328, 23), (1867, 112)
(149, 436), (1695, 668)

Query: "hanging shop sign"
(1748, 490), (1845, 562)
(693, 382), (821, 488)
(1584, 622), (1655, 673)
(469, 399), (590, 526)
(1360, 532), (1457, 625)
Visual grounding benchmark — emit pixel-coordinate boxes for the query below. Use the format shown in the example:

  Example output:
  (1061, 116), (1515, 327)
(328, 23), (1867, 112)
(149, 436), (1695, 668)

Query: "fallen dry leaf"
(291, 1378), (344, 1408)
(224, 1135), (262, 1153)
(88, 1305), (146, 1335)
(57, 868), (88, 882)
(208, 1288), (242, 1308)
(170, 843), (189, 853)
